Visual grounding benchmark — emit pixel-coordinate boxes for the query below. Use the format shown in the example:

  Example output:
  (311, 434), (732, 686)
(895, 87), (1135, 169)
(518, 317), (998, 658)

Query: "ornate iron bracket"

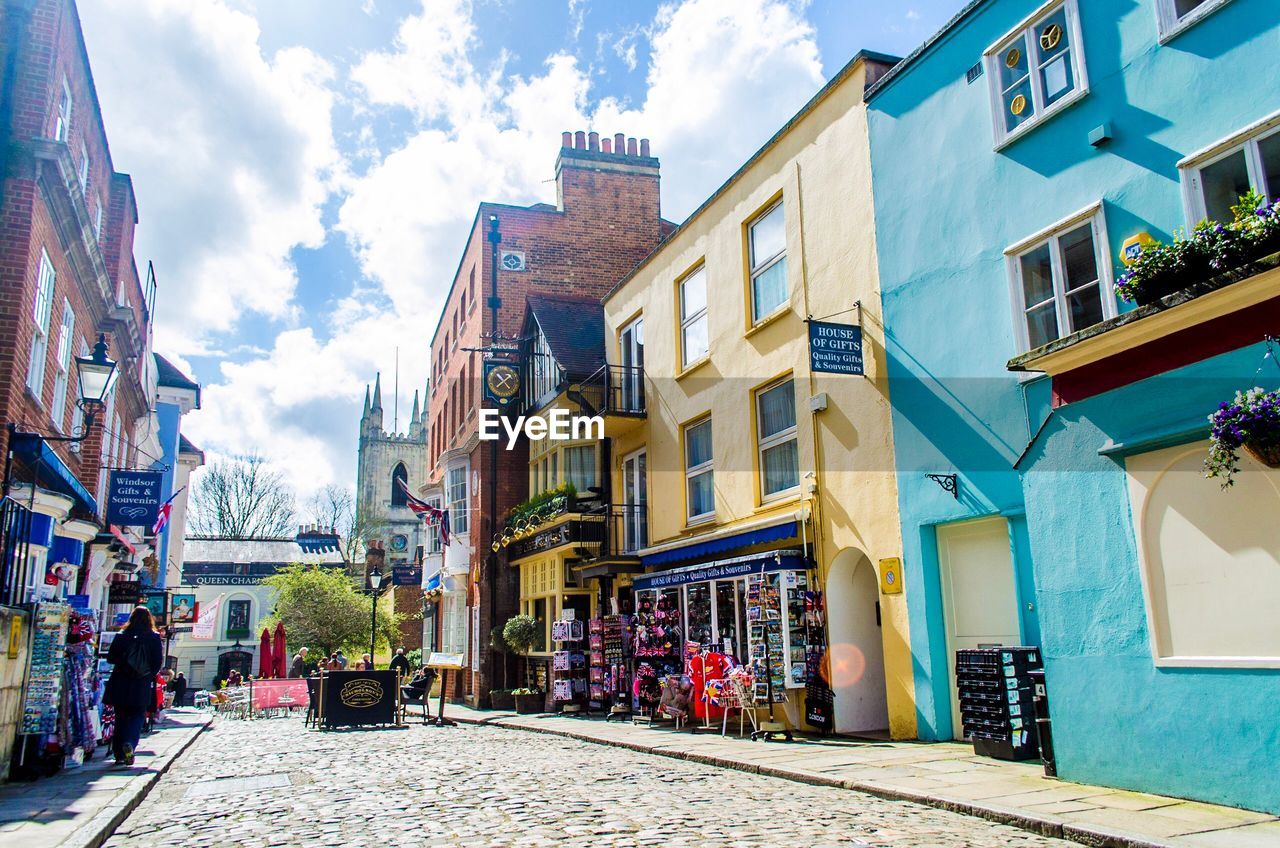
(926, 473), (959, 499)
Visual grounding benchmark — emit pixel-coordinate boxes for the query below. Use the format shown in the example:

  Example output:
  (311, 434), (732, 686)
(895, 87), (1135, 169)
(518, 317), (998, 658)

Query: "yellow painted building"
(602, 51), (916, 738)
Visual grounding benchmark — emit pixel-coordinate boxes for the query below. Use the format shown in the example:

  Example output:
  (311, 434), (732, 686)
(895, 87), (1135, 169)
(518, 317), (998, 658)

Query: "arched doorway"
(825, 548), (889, 734)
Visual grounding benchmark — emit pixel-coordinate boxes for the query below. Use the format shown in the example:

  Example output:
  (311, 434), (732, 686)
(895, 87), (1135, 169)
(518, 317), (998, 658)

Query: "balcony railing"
(579, 364), (646, 417)
(579, 503), (648, 561)
(1, 498), (34, 607)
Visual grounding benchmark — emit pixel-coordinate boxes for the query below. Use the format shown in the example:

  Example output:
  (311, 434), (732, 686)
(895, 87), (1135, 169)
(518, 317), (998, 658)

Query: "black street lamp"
(368, 567), (383, 668)
(3, 334), (118, 496)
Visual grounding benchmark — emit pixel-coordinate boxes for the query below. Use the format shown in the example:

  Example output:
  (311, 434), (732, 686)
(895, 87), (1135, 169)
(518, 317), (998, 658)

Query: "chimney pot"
(561, 131), (572, 148)
(626, 137), (638, 156)
(640, 138), (651, 157)
(574, 130), (586, 149)
(601, 137), (612, 153)
(588, 131), (599, 151)
(614, 132), (626, 153)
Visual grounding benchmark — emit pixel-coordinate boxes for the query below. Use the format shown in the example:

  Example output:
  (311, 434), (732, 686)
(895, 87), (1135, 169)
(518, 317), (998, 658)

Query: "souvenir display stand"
(745, 574), (792, 741)
(551, 617), (586, 714)
(629, 593), (682, 725)
(591, 615), (633, 719)
(802, 590), (834, 733)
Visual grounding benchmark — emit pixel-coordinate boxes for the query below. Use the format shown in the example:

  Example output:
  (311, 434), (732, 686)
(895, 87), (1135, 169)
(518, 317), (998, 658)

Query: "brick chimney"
(555, 129), (660, 218)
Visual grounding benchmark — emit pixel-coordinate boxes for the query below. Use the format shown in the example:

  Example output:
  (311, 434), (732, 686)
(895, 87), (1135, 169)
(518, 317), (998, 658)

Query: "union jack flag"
(397, 478), (450, 546)
(152, 487), (185, 536)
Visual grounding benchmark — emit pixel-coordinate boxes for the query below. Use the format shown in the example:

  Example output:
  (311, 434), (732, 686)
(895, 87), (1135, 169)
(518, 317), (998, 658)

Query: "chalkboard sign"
(319, 670), (399, 728)
(808, 320), (864, 376)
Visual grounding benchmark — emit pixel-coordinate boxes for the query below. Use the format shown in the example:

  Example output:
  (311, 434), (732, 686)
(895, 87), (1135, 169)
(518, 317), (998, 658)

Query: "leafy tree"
(260, 563), (402, 656)
(189, 453), (296, 538)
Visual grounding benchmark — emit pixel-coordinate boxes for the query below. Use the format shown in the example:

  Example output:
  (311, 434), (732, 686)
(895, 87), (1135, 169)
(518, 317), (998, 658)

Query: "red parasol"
(258, 628), (274, 679)
(272, 621), (288, 678)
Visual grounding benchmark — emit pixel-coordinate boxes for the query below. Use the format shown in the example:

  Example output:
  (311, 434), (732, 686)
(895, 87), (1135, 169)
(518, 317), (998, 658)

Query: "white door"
(937, 517), (1021, 740)
(621, 449), (647, 552)
(618, 317), (644, 412)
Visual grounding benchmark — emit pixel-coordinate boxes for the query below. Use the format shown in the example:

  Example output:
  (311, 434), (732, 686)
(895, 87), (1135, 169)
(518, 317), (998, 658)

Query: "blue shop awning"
(640, 520), (798, 568)
(633, 549), (808, 591)
(10, 433), (99, 516)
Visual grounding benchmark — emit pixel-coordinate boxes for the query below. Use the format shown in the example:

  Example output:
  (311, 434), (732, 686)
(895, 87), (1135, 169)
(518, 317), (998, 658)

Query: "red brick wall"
(0, 0), (149, 505)
(424, 136), (665, 700)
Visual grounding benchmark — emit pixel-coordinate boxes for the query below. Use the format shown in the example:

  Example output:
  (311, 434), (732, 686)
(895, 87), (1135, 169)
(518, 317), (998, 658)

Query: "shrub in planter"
(1206, 386), (1280, 487)
(489, 689), (516, 711)
(1116, 191), (1280, 305)
(511, 688), (545, 714)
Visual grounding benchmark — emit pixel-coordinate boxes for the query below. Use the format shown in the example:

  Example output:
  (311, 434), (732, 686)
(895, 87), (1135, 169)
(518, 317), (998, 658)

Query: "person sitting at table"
(401, 666), (436, 703)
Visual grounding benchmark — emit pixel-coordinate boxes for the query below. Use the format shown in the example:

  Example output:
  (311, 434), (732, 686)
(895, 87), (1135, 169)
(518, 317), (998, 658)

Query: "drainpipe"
(485, 214), (501, 704)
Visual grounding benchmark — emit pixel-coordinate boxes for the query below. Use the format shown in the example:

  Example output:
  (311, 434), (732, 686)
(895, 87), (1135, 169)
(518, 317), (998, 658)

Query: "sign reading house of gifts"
(808, 320), (864, 376)
(106, 471), (164, 527)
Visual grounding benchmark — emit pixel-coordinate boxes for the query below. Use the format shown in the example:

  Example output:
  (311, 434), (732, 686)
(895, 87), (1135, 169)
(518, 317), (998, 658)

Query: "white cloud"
(78, 0), (343, 355)
(86, 0), (828, 503)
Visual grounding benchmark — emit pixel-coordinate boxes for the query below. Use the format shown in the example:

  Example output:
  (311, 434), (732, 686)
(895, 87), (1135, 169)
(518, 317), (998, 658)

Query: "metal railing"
(580, 364), (646, 416)
(579, 503), (647, 560)
(0, 498), (34, 607)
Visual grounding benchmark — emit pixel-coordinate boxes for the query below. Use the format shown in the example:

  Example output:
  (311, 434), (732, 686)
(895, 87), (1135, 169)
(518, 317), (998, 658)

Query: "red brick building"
(0, 0), (152, 586)
(425, 132), (671, 703)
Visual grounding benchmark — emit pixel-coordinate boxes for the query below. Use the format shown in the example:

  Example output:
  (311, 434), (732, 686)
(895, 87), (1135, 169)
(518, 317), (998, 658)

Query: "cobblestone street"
(103, 716), (1071, 848)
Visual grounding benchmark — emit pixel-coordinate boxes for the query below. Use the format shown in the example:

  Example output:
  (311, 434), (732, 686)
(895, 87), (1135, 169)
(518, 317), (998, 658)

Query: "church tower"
(355, 372), (430, 649)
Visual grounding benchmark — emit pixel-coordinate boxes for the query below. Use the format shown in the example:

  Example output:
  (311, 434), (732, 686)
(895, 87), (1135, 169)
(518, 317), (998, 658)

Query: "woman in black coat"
(104, 606), (164, 765)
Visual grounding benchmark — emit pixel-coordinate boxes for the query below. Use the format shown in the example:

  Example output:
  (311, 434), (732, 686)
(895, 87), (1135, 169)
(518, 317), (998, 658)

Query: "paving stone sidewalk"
(434, 704), (1280, 848)
(0, 708), (210, 848)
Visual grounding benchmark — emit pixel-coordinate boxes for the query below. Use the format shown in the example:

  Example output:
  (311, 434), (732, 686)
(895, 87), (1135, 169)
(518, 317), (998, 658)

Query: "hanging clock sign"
(483, 361), (521, 408)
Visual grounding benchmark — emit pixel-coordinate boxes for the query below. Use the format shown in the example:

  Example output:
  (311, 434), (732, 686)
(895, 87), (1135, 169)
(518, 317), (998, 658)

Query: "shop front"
(627, 546), (822, 730)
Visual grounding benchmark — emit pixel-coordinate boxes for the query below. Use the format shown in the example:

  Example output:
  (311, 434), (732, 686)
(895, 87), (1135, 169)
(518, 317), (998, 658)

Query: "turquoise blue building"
(867, 0), (1280, 811)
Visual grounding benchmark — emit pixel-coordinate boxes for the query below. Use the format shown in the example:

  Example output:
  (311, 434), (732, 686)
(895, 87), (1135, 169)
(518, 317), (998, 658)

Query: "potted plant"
(488, 626), (515, 710)
(1206, 386), (1280, 487)
(1117, 191), (1280, 305)
(511, 687), (546, 714)
(503, 614), (543, 712)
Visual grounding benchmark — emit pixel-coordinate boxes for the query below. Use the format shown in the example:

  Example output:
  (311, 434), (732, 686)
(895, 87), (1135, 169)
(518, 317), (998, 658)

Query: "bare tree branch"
(189, 453), (297, 538)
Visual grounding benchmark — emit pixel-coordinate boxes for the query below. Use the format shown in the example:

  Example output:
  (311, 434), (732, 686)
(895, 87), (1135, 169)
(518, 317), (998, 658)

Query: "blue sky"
(77, 0), (959, 501)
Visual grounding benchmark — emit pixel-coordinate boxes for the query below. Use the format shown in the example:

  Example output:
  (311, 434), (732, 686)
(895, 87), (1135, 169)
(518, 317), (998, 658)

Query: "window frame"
(78, 139), (89, 197)
(677, 263), (709, 369)
(983, 0), (1089, 149)
(754, 376), (800, 502)
(27, 249), (56, 401)
(682, 416), (715, 525)
(746, 199), (789, 325)
(1155, 0), (1234, 42)
(1004, 202), (1116, 353)
(54, 78), (71, 142)
(1180, 115), (1280, 225)
(50, 299), (75, 431)
(447, 465), (468, 534)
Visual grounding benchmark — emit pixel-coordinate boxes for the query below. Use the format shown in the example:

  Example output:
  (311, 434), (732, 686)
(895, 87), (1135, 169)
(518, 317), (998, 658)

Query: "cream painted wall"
(604, 58), (916, 739)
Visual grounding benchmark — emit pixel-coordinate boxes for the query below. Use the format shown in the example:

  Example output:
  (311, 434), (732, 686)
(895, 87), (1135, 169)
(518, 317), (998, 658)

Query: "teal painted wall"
(868, 0), (1280, 809)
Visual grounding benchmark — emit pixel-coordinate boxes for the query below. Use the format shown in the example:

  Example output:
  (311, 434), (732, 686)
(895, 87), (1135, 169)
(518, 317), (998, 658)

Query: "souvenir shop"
(545, 544), (831, 734)
(11, 598), (108, 779)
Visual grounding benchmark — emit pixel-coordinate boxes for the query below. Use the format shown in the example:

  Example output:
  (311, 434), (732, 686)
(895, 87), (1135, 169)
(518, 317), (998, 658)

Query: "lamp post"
(3, 334), (118, 496)
(368, 567), (383, 669)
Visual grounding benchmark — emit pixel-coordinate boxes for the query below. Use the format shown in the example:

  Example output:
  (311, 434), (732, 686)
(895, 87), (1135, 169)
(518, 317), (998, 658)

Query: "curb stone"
(444, 709), (1171, 848)
(60, 716), (212, 848)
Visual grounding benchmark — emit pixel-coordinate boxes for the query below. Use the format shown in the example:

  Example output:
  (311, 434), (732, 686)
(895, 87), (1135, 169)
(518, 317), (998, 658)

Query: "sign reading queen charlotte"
(808, 320), (864, 376)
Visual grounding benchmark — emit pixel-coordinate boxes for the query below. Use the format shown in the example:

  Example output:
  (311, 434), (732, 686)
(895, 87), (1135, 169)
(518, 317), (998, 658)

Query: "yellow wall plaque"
(1121, 232), (1157, 265)
(878, 558), (903, 595)
(7, 616), (21, 658)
